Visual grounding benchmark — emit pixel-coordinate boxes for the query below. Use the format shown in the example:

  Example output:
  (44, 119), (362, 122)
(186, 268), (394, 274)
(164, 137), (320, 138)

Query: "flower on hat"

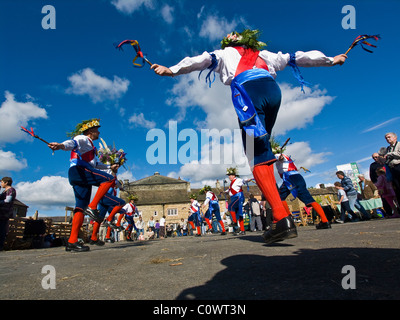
(221, 29), (266, 50)
(67, 118), (101, 138)
(199, 185), (212, 195)
(226, 167), (239, 176)
(270, 135), (286, 154)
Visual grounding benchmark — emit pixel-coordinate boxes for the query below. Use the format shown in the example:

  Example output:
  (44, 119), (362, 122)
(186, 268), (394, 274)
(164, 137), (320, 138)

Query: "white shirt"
(227, 178), (245, 196)
(169, 47), (334, 85)
(123, 202), (137, 215)
(275, 153), (299, 177)
(62, 135), (109, 170)
(203, 191), (218, 206)
(338, 189), (349, 202)
(160, 217), (166, 227)
(190, 200), (201, 214)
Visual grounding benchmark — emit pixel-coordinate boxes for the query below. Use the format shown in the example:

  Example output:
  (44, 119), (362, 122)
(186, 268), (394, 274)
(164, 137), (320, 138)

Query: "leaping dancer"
(150, 29), (349, 244)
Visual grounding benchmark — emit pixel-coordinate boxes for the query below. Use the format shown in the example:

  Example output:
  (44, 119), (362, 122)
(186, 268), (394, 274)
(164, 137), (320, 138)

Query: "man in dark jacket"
(336, 171), (371, 220)
(0, 177), (16, 251)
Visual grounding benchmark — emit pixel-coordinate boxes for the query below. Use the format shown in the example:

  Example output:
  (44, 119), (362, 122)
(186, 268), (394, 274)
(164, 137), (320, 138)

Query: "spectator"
(135, 215), (145, 236)
(249, 194), (263, 231)
(181, 218), (188, 236)
(384, 132), (400, 204)
(159, 215), (166, 239)
(155, 220), (160, 238)
(334, 182), (359, 223)
(369, 153), (385, 184)
(0, 177), (16, 251)
(336, 171), (371, 220)
(375, 168), (400, 218)
(357, 174), (378, 200)
(147, 216), (156, 234)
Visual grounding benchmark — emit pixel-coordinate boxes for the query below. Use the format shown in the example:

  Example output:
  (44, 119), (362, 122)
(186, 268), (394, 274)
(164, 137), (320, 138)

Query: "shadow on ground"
(176, 247), (400, 300)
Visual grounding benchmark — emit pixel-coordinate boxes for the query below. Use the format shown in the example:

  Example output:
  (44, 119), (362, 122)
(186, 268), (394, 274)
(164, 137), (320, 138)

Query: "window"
(167, 208), (178, 216)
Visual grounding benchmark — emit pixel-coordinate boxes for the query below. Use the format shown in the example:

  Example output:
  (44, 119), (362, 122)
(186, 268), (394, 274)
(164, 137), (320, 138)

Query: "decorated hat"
(226, 167), (239, 176)
(270, 135), (286, 155)
(199, 185), (212, 195)
(221, 29), (266, 51)
(127, 194), (138, 202)
(189, 193), (198, 200)
(67, 118), (100, 138)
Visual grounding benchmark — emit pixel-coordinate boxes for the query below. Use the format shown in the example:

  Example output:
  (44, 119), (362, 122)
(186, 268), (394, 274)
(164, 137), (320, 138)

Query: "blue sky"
(1, 0), (399, 217)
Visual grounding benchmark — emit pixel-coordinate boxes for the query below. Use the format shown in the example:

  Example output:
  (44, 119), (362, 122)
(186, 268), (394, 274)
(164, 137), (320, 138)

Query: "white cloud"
(199, 15), (239, 42)
(284, 142), (330, 169)
(111, 0), (155, 14)
(272, 83), (335, 136)
(15, 176), (75, 209)
(161, 4), (174, 24)
(166, 73), (236, 130)
(0, 91), (48, 145)
(66, 68), (130, 103)
(0, 149), (27, 173)
(128, 112), (156, 129)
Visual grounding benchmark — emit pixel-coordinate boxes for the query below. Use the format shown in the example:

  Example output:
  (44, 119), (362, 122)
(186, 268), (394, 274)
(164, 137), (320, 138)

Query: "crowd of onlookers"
(332, 132), (400, 223)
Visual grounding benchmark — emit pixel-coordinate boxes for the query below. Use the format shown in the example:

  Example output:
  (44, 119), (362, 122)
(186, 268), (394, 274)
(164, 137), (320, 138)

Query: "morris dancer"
(274, 152), (331, 229)
(48, 119), (120, 252)
(122, 196), (140, 241)
(92, 177), (126, 244)
(189, 194), (202, 236)
(151, 29), (347, 244)
(200, 185), (226, 235)
(225, 167), (251, 235)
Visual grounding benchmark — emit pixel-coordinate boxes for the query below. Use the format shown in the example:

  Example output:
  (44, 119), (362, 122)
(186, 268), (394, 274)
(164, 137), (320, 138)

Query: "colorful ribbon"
(346, 34), (381, 54)
(115, 40), (152, 68)
(20, 126), (50, 145)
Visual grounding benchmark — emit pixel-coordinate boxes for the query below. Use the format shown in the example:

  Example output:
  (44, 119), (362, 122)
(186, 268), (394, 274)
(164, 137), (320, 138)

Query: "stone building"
(120, 172), (192, 225)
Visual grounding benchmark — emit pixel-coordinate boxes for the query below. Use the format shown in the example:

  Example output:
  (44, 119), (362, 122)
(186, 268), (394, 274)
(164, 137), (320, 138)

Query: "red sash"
(234, 47), (269, 77)
(229, 179), (243, 196)
(70, 138), (96, 163)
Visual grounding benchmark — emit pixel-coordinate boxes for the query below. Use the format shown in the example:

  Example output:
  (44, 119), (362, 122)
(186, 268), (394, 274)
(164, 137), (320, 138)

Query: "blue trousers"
(68, 165), (115, 210)
(205, 202), (223, 221)
(228, 193), (245, 218)
(232, 70), (282, 166)
(279, 173), (315, 205)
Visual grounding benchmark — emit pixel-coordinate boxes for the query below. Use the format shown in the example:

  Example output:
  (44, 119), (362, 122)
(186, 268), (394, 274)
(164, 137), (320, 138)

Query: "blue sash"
(230, 69), (273, 138)
(282, 171), (299, 198)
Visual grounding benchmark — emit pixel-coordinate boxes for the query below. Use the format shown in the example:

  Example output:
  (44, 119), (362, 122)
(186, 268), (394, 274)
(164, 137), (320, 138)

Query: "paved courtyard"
(1, 218), (399, 303)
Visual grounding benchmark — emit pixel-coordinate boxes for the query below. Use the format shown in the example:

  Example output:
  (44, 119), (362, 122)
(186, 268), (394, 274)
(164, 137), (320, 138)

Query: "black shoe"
(84, 207), (102, 223)
(66, 241), (90, 252)
(105, 238), (115, 243)
(195, 234), (202, 237)
(315, 222), (331, 229)
(89, 239), (105, 246)
(105, 220), (118, 229)
(263, 216), (298, 244)
(220, 231), (227, 235)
